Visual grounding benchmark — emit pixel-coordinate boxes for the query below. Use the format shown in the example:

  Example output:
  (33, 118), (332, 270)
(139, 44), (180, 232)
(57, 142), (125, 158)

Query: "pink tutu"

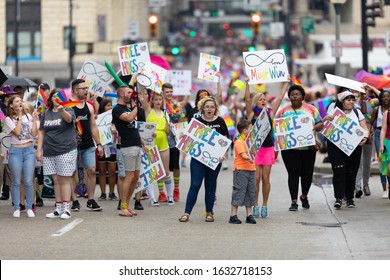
(254, 146), (276, 166)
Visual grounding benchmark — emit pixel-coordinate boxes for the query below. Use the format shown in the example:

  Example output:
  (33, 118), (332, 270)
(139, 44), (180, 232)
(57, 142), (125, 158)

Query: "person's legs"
(98, 161), (107, 198)
(281, 149), (301, 203)
(107, 162), (117, 195)
(184, 159), (205, 214)
(204, 163), (222, 214)
(81, 147), (99, 207)
(261, 165), (272, 206)
(328, 141), (347, 200)
(22, 146), (36, 210)
(362, 143), (372, 194)
(300, 150), (316, 197)
(375, 129), (388, 191)
(345, 146), (362, 201)
(8, 147), (23, 212)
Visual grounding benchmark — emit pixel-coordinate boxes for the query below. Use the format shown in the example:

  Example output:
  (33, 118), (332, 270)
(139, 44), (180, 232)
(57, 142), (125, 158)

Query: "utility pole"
(283, 0), (293, 73)
(14, 0), (20, 76)
(69, 0), (74, 80)
(361, 0), (369, 71)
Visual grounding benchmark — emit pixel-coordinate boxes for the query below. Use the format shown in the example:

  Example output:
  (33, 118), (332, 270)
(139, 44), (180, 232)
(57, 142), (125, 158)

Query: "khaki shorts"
(121, 146), (142, 172)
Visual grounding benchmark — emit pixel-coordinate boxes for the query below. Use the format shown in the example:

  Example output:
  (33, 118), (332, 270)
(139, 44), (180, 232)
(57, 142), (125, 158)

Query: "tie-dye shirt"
(275, 102), (322, 150)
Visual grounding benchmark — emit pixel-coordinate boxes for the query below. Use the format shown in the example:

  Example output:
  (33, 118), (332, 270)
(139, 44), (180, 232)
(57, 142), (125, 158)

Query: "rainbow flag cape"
(59, 101), (83, 108)
(76, 119), (83, 135)
(223, 115), (236, 136)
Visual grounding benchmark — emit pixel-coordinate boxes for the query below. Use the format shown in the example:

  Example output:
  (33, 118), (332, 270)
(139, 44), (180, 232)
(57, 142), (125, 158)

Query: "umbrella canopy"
(5, 74), (37, 87)
(354, 70), (390, 89)
(150, 55), (171, 70)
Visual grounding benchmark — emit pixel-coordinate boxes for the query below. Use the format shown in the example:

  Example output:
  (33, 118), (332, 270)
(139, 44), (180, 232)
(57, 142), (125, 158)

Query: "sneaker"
(363, 186), (371, 196)
(252, 206), (260, 218)
(46, 210), (62, 218)
(27, 209), (35, 218)
(229, 215), (242, 224)
(222, 163), (228, 170)
(20, 204), (26, 213)
(108, 192), (118, 200)
(150, 199), (159, 207)
(60, 211), (71, 219)
(300, 196), (310, 209)
(173, 188), (180, 202)
(98, 193), (107, 201)
(334, 199), (342, 209)
(167, 196), (175, 206)
(181, 160), (187, 168)
(71, 200), (81, 211)
(13, 209), (20, 218)
(158, 192), (168, 202)
(382, 191), (388, 199)
(141, 191), (149, 200)
(245, 215), (257, 224)
(346, 199), (355, 208)
(36, 197), (44, 207)
(261, 206), (268, 218)
(355, 189), (363, 198)
(32, 204), (37, 213)
(117, 200), (121, 210)
(86, 199), (103, 211)
(134, 200), (144, 210)
(0, 195), (9, 200)
(289, 203), (298, 211)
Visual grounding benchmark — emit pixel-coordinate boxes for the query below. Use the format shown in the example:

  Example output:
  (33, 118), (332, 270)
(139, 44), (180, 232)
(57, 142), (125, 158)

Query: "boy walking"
(229, 119), (256, 224)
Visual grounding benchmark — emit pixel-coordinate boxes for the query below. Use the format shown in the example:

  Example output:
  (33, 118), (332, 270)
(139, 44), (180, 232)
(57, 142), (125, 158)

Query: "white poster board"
(137, 63), (167, 93)
(320, 107), (365, 156)
(245, 109), (271, 159)
(117, 42), (151, 75)
(197, 53), (221, 83)
(325, 73), (365, 93)
(273, 113), (315, 151)
(77, 60), (112, 97)
(135, 146), (166, 192)
(243, 49), (289, 85)
(0, 133), (10, 164)
(136, 122), (156, 147)
(166, 70), (192, 95)
(171, 121), (189, 142)
(175, 118), (232, 170)
(96, 109), (113, 146)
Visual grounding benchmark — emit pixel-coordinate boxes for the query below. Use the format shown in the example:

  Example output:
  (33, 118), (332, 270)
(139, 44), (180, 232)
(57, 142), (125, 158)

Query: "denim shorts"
(79, 146), (96, 169)
(121, 146), (142, 172)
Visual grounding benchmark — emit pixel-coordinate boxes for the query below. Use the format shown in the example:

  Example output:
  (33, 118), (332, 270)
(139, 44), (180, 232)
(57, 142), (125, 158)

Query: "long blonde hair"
(252, 92), (266, 108)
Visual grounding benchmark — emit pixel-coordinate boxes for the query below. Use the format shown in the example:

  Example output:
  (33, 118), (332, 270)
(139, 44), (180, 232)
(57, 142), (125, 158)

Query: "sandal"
(205, 213), (214, 222)
(119, 209), (133, 217)
(128, 208), (138, 216)
(179, 213), (190, 222)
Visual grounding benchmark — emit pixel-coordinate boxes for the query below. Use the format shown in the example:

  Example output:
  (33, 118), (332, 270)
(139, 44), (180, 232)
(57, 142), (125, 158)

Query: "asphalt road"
(1, 155), (390, 260)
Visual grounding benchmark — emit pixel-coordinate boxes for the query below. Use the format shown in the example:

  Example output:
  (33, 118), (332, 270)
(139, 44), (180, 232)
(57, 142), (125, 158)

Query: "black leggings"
(327, 141), (361, 200)
(281, 149), (316, 201)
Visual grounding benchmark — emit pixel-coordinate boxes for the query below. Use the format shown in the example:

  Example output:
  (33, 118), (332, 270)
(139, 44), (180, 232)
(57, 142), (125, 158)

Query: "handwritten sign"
(197, 53), (221, 83)
(166, 70), (192, 95)
(0, 133), (10, 164)
(77, 60), (112, 97)
(171, 121), (188, 142)
(325, 73), (365, 93)
(273, 113), (315, 151)
(96, 110), (112, 146)
(135, 146), (166, 192)
(243, 49), (289, 85)
(136, 122), (156, 147)
(176, 118), (232, 170)
(117, 42), (151, 75)
(137, 63), (167, 93)
(320, 107), (365, 156)
(245, 109), (271, 159)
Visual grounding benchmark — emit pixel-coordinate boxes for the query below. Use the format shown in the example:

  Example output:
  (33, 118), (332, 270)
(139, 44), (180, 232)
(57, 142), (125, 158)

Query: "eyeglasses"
(76, 87), (88, 91)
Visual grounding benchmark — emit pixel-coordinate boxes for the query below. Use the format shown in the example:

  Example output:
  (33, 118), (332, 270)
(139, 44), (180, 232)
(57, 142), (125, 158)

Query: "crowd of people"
(0, 69), (389, 223)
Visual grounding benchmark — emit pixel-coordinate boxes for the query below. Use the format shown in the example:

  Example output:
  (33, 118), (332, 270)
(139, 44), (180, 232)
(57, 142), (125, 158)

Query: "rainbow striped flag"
(223, 115), (236, 136)
(54, 90), (67, 103)
(37, 88), (47, 108)
(59, 101), (83, 108)
(76, 119), (83, 135)
(311, 97), (334, 118)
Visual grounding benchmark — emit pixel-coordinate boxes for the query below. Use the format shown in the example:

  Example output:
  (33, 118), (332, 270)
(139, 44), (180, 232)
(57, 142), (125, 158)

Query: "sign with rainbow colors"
(176, 118), (231, 170)
(273, 113), (315, 151)
(96, 109), (113, 146)
(245, 109), (271, 159)
(222, 115), (236, 136)
(166, 70), (192, 95)
(171, 121), (188, 142)
(77, 60), (112, 97)
(320, 107), (365, 156)
(197, 53), (221, 83)
(136, 122), (156, 147)
(117, 42), (151, 75)
(135, 145), (166, 192)
(143, 63), (167, 94)
(243, 49), (289, 85)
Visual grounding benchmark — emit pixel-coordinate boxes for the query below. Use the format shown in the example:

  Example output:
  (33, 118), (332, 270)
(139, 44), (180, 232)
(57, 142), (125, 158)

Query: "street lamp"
(330, 0), (347, 76)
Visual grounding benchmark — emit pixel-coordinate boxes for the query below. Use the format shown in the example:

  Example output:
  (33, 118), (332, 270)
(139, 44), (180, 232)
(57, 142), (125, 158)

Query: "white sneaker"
(27, 209), (35, 218)
(13, 209), (20, 218)
(60, 211), (71, 220)
(150, 199), (159, 207)
(382, 191), (388, 199)
(46, 210), (62, 219)
(167, 196), (175, 206)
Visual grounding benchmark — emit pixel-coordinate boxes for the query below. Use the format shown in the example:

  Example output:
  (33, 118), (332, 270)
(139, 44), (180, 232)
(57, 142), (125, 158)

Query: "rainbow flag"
(311, 97), (334, 118)
(291, 77), (302, 86)
(37, 88), (47, 108)
(54, 90), (67, 103)
(223, 115), (236, 136)
(76, 119), (83, 135)
(59, 101), (83, 108)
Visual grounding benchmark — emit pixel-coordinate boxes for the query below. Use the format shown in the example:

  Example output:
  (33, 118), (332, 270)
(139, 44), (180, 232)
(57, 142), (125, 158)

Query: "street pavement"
(0, 153), (390, 260)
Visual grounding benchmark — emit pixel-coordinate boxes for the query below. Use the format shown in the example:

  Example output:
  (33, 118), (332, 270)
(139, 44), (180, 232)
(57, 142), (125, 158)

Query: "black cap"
(39, 83), (50, 90)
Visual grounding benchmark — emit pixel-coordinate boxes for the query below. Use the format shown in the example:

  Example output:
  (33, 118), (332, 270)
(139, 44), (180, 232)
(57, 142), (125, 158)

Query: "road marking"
(51, 218), (84, 237)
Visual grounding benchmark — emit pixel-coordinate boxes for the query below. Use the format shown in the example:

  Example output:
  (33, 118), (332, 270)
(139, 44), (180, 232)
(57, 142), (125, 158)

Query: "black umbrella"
(4, 74), (37, 87)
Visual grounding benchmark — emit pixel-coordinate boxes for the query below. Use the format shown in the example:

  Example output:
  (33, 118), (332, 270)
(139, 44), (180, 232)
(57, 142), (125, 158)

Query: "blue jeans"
(8, 145), (36, 209)
(184, 158), (222, 214)
(374, 129), (387, 184)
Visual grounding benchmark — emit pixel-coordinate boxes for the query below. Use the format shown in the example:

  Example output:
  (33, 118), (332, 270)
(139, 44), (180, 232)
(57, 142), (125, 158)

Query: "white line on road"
(51, 218), (84, 237)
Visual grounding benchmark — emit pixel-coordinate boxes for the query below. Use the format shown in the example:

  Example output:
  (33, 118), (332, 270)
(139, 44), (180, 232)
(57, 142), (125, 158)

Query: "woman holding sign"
(275, 84), (323, 211)
(323, 91), (368, 209)
(244, 76), (289, 218)
(179, 97), (228, 222)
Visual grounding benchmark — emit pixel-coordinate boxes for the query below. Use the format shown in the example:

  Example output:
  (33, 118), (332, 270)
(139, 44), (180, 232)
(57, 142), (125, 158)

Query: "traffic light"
(148, 14), (159, 38)
(171, 47), (180, 55)
(365, 0), (384, 27)
(251, 13), (261, 36)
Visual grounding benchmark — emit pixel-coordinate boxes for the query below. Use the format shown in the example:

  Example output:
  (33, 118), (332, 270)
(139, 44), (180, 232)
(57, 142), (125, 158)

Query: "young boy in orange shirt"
(229, 119), (256, 224)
